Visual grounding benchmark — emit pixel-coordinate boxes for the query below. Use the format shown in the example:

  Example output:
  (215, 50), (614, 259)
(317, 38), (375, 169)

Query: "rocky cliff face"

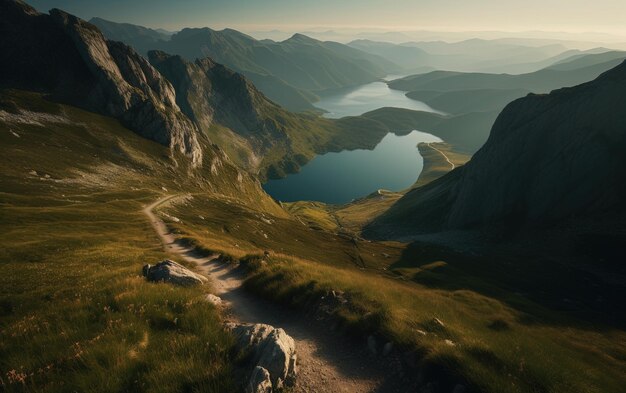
(148, 51), (316, 175)
(0, 0), (202, 165)
(369, 60), (626, 235)
(149, 51), (284, 140)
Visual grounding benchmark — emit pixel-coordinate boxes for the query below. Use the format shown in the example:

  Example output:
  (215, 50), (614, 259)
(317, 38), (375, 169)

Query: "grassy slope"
(3, 91), (625, 393)
(413, 142), (470, 188)
(154, 136), (625, 392)
(170, 196), (626, 393)
(0, 90), (287, 392)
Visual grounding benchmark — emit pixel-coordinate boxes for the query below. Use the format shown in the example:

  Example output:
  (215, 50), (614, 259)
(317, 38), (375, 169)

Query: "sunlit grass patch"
(236, 253), (626, 393)
(0, 191), (235, 393)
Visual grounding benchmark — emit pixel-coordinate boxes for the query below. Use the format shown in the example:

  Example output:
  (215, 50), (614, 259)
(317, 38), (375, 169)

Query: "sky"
(28, 0), (626, 38)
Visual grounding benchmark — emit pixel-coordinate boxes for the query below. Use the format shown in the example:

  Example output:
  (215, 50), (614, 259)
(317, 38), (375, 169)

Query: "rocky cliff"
(149, 51), (285, 141)
(0, 0), (202, 165)
(147, 50), (389, 179)
(368, 59), (626, 236)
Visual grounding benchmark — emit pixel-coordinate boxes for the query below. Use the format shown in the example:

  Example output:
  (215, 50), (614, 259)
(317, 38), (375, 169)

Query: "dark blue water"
(263, 131), (442, 204)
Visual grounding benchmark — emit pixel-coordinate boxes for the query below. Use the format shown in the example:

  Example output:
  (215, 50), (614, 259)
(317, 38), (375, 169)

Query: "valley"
(1, 1), (625, 393)
(312, 78), (441, 119)
(263, 131), (443, 204)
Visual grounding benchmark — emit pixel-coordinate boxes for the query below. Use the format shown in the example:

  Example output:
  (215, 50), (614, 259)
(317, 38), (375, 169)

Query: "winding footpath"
(143, 195), (398, 393)
(427, 142), (456, 170)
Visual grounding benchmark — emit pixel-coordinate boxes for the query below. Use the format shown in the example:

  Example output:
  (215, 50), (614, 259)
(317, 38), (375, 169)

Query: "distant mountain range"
(0, 2), (396, 181)
(388, 51), (626, 93)
(89, 18), (402, 112)
(385, 50), (626, 122)
(349, 38), (601, 74)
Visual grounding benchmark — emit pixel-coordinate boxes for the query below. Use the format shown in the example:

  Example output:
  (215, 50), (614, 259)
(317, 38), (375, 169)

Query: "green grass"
(0, 191), (236, 392)
(238, 254), (626, 393)
(0, 90), (276, 392)
(167, 193), (626, 393)
(3, 89), (625, 393)
(159, 194), (406, 270)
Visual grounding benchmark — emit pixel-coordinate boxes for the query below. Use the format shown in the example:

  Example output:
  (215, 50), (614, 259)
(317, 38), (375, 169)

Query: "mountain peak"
(1, 0), (39, 17)
(286, 33), (318, 44)
(1, 2), (203, 165)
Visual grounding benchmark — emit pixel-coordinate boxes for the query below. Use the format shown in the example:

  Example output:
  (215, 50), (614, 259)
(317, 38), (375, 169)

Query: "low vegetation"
(0, 90), (261, 392)
(0, 191), (238, 392)
(199, 246), (626, 393)
(166, 197), (626, 393)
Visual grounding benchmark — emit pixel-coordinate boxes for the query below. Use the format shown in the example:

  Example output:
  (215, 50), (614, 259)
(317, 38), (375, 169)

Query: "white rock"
(142, 260), (207, 286)
(205, 294), (222, 307)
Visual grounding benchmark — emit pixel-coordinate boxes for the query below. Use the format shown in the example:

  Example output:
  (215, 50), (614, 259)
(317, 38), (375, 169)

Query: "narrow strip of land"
(143, 195), (393, 393)
(427, 142), (456, 170)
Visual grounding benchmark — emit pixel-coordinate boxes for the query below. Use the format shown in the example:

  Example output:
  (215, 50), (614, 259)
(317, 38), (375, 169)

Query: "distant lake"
(313, 78), (441, 118)
(263, 131), (442, 204)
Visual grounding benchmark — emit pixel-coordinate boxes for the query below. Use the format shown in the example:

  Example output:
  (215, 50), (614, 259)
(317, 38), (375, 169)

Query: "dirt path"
(427, 142), (456, 170)
(143, 195), (398, 393)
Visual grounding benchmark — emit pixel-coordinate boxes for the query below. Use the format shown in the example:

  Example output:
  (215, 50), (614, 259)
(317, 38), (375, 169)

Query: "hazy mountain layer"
(350, 38), (573, 74)
(388, 53), (626, 93)
(90, 18), (402, 112)
(89, 17), (170, 54)
(405, 88), (531, 114)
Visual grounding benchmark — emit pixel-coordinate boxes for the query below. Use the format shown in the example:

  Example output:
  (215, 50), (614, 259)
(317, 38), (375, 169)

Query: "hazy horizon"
(27, 0), (626, 43)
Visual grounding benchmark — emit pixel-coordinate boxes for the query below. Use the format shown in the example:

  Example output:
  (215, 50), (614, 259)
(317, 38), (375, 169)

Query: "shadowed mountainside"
(367, 59), (626, 237)
(0, 0), (204, 165)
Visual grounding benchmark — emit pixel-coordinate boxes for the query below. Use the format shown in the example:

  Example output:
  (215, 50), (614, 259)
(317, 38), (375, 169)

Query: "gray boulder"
(228, 323), (297, 390)
(246, 366), (272, 393)
(142, 259), (207, 286)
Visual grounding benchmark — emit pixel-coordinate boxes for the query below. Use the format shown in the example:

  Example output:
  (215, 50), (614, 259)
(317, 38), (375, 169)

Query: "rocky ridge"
(0, 0), (202, 165)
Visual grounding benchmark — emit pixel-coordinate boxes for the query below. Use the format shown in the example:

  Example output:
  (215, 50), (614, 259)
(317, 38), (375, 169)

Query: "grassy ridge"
(0, 90), (279, 392)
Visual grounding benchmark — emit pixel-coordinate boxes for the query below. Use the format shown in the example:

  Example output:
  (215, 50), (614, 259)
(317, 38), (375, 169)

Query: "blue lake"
(262, 78), (444, 204)
(263, 131), (442, 204)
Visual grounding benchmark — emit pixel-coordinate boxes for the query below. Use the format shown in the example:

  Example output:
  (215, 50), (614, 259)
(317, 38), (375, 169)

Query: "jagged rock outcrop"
(142, 260), (207, 286)
(368, 60), (626, 236)
(148, 51), (292, 172)
(0, 0), (202, 165)
(247, 366), (272, 393)
(227, 323), (297, 392)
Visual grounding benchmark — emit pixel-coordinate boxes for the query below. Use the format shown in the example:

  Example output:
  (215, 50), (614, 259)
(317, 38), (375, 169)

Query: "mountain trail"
(427, 142), (455, 170)
(143, 195), (400, 393)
